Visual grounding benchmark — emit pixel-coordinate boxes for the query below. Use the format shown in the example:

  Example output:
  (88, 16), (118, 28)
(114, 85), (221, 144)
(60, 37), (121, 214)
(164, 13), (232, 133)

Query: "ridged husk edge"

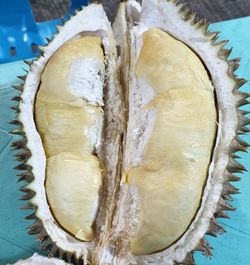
(10, 1), (249, 265)
(10, 7), (87, 265)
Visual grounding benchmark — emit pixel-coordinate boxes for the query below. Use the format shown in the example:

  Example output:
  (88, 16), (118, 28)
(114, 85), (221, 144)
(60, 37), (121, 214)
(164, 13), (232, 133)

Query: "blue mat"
(0, 16), (250, 265)
(0, 0), (88, 64)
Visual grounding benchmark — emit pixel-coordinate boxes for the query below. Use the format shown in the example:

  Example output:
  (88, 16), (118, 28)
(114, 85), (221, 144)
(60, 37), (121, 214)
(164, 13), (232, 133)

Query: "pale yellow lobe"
(37, 36), (104, 103)
(127, 28), (217, 255)
(35, 36), (104, 241)
(46, 153), (103, 241)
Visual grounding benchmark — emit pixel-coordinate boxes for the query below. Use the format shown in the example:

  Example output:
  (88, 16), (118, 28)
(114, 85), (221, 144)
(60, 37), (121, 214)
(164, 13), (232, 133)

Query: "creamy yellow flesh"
(126, 28), (217, 255)
(35, 37), (104, 241)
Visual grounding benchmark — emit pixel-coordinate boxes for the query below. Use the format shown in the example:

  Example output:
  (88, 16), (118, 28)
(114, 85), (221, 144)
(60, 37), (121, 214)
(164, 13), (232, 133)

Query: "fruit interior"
(124, 28), (217, 255)
(34, 28), (217, 254)
(35, 36), (105, 241)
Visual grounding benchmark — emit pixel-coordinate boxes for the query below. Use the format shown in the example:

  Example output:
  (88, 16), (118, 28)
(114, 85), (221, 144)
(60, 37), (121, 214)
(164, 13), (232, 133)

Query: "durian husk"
(99, 0), (249, 264)
(11, 0), (249, 265)
(11, 3), (124, 265)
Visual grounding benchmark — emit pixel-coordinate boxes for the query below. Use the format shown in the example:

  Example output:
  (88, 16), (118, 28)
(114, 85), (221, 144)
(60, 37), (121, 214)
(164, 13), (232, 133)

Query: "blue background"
(0, 16), (250, 265)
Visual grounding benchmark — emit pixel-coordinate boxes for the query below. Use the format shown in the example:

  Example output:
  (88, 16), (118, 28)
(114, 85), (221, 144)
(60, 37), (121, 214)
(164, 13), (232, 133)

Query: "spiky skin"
(10, 1), (249, 264)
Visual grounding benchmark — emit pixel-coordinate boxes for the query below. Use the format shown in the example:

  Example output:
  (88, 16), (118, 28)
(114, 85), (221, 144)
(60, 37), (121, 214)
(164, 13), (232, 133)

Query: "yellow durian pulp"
(35, 36), (104, 241)
(126, 28), (217, 255)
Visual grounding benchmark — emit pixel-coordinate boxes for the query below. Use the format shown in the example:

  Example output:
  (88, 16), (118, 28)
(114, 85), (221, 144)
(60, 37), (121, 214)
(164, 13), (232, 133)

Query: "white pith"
(69, 57), (104, 106)
(110, 0), (240, 264)
(19, 4), (117, 259)
(10, 253), (70, 265)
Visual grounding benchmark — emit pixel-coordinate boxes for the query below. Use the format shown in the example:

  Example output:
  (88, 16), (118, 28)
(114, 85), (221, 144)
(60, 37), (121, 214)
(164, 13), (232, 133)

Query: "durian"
(12, 0), (249, 264)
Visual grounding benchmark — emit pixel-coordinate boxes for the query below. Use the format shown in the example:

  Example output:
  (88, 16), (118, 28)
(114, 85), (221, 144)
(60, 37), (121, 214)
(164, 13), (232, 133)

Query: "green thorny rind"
(10, 1), (250, 265)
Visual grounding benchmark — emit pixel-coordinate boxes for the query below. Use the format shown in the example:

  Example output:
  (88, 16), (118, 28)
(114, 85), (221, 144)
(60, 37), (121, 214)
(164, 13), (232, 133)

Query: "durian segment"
(35, 36), (104, 241)
(46, 153), (103, 241)
(126, 28), (217, 255)
(35, 100), (103, 158)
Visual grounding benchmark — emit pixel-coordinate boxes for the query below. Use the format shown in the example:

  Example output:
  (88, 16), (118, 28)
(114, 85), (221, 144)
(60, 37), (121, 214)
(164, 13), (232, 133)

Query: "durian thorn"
(21, 202), (37, 210)
(230, 138), (248, 153)
(182, 9), (192, 21)
(20, 188), (36, 200)
(222, 194), (234, 201)
(195, 18), (209, 31)
(223, 182), (240, 195)
(15, 150), (31, 162)
(195, 238), (213, 257)
(215, 211), (230, 219)
(23, 60), (33, 66)
(17, 75), (26, 81)
(236, 136), (250, 148)
(219, 47), (232, 59)
(226, 172), (241, 182)
(207, 218), (225, 237)
(178, 2), (189, 13)
(40, 237), (54, 251)
(49, 245), (60, 257)
(17, 171), (34, 183)
(70, 253), (82, 265)
(39, 45), (46, 53)
(10, 129), (24, 135)
(215, 39), (229, 48)
(236, 78), (248, 90)
(237, 99), (249, 107)
(9, 119), (22, 126)
(11, 96), (22, 102)
(28, 220), (44, 235)
(11, 139), (27, 150)
(14, 163), (32, 171)
(58, 248), (67, 259)
(36, 230), (49, 243)
(207, 31), (220, 41)
(220, 200), (236, 211)
(25, 212), (37, 220)
(228, 58), (240, 74)
(239, 109), (250, 116)
(65, 253), (73, 263)
(231, 154), (241, 159)
(46, 37), (52, 44)
(181, 252), (195, 265)
(190, 12), (199, 25)
(12, 84), (24, 92)
(227, 158), (247, 173)
(10, 106), (20, 113)
(237, 126), (250, 135)
(229, 57), (240, 66)
(56, 25), (62, 31)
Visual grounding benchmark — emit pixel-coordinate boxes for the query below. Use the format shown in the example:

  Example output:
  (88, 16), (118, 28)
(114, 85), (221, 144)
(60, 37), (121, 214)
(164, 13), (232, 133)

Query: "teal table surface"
(0, 17), (250, 265)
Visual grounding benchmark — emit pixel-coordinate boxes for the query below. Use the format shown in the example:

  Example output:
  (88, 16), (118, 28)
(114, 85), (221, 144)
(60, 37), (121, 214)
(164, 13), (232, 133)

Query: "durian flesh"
(125, 28), (217, 255)
(35, 36), (104, 241)
(19, 1), (245, 264)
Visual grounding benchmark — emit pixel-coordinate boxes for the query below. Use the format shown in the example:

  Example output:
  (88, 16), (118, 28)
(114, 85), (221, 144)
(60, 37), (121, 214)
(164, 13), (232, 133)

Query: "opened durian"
(12, 0), (249, 264)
